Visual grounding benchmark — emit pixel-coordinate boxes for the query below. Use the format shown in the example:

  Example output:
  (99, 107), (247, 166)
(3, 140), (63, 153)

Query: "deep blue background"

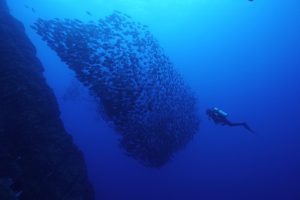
(7, 0), (300, 199)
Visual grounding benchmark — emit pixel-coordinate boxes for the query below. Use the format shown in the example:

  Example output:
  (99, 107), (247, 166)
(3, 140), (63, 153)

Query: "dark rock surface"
(0, 0), (94, 199)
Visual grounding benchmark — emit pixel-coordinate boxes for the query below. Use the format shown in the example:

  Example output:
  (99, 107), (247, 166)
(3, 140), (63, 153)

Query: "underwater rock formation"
(0, 0), (94, 199)
(32, 11), (200, 167)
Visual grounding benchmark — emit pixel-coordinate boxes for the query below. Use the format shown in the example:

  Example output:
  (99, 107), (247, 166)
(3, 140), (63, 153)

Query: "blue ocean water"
(6, 0), (300, 200)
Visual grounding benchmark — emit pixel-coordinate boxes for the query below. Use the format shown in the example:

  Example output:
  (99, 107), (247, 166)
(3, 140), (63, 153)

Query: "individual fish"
(86, 11), (92, 16)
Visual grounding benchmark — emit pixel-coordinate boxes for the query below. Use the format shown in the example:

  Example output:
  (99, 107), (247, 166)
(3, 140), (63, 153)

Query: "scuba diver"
(206, 107), (255, 134)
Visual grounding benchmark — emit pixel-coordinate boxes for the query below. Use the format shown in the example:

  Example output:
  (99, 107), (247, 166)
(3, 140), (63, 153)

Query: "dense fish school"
(32, 11), (200, 167)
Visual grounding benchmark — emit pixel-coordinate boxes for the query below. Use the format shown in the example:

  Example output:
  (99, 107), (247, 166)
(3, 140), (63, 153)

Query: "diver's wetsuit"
(207, 107), (255, 134)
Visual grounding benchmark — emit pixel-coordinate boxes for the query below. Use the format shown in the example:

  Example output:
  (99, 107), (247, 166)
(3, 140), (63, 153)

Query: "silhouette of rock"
(0, 0), (94, 199)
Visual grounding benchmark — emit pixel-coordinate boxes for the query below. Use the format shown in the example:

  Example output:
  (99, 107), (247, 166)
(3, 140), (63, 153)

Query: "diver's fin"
(243, 123), (256, 135)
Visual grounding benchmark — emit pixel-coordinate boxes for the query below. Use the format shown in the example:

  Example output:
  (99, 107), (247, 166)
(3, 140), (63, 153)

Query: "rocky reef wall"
(0, 0), (94, 199)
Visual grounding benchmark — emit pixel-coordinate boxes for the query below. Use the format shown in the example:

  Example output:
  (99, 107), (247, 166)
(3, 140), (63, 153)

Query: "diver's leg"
(225, 120), (255, 133)
(223, 119), (243, 127)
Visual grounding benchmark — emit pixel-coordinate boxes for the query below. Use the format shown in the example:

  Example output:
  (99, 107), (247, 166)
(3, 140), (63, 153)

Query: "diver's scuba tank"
(213, 107), (228, 117)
